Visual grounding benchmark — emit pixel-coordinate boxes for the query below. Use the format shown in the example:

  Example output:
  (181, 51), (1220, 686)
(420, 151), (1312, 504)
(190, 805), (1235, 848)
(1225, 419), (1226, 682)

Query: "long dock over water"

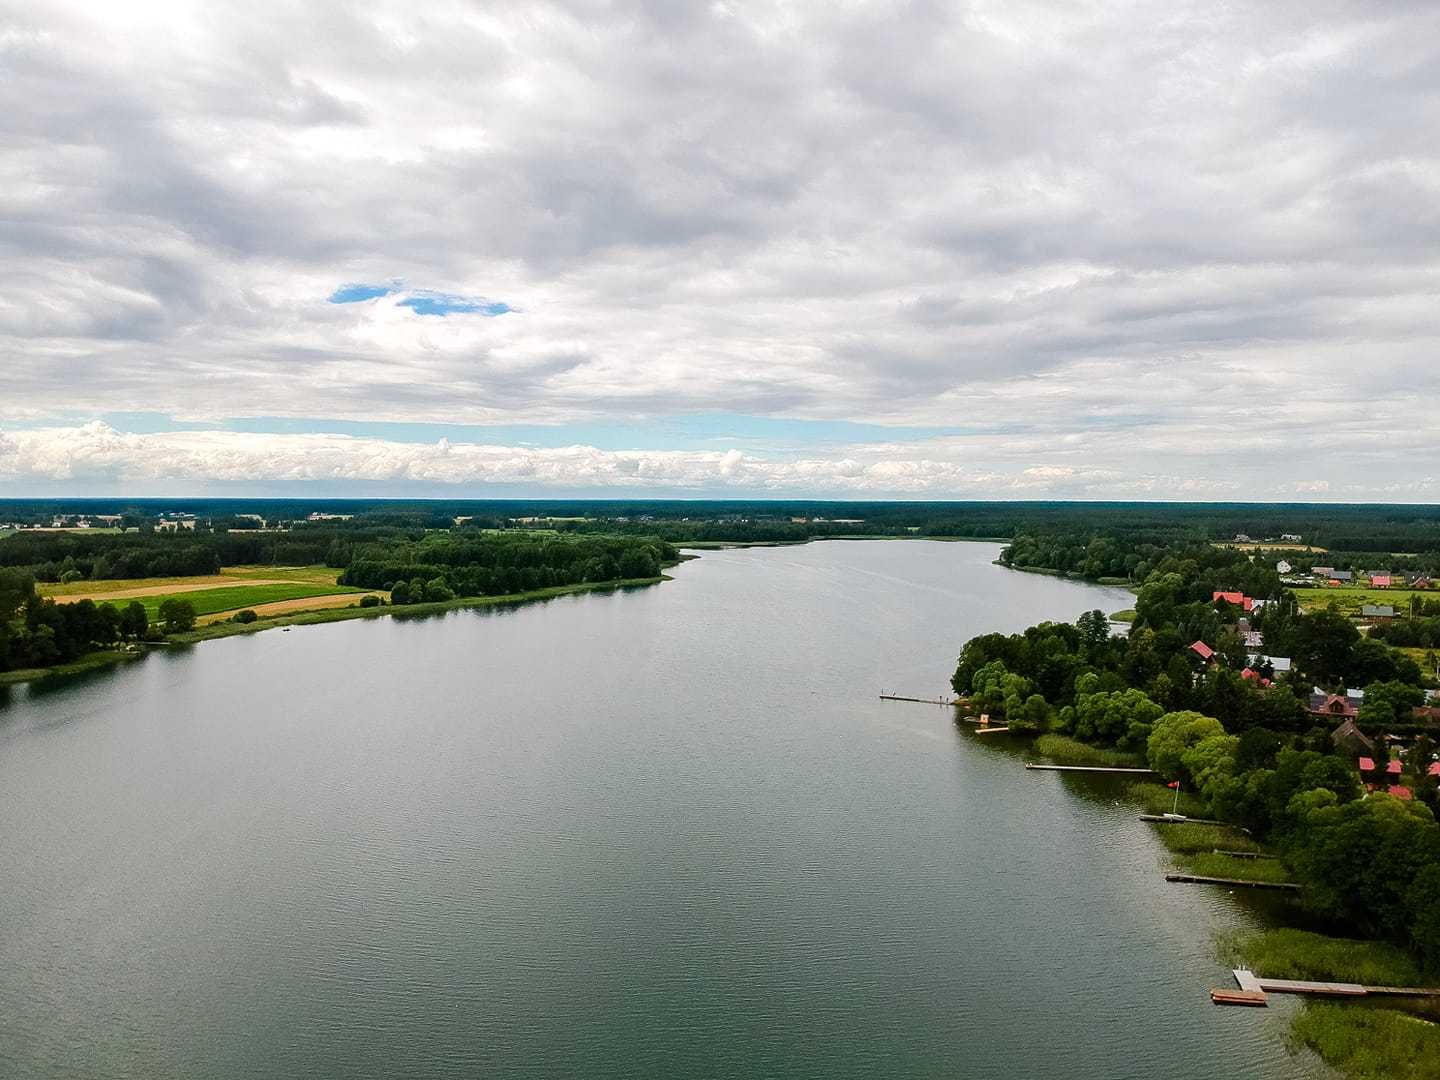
(1165, 873), (1300, 891)
(1211, 968), (1440, 1006)
(879, 692), (959, 706)
(1024, 763), (1158, 775)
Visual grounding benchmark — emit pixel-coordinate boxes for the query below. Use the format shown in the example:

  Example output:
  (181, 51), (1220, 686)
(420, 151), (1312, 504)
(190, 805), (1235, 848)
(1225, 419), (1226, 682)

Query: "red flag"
(1166, 781), (1180, 789)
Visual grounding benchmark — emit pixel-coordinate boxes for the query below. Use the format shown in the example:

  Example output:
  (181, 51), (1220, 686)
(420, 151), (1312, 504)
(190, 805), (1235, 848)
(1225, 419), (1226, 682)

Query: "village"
(1189, 578), (1440, 804)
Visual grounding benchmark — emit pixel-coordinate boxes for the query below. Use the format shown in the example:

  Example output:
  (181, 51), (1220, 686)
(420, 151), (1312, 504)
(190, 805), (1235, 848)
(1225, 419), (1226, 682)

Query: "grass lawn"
(1292, 585), (1434, 615)
(1032, 734), (1145, 768)
(1109, 608), (1136, 623)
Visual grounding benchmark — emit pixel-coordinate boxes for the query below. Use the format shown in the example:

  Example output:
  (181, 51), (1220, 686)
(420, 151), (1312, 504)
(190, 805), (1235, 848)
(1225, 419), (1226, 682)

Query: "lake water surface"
(0, 541), (1329, 1078)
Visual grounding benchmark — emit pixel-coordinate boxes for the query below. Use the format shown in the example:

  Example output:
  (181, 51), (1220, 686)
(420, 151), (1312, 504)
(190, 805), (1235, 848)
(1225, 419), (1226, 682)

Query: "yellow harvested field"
(196, 592), (386, 625)
(51, 578), (299, 603)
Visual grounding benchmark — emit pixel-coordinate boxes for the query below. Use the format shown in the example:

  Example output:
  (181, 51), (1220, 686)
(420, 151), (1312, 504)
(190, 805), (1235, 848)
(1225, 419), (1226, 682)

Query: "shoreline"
(1, 574), (671, 688)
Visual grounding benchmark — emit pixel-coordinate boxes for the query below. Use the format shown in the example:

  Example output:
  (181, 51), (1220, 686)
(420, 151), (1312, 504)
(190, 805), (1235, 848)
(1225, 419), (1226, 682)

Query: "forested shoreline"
(952, 529), (1440, 1077)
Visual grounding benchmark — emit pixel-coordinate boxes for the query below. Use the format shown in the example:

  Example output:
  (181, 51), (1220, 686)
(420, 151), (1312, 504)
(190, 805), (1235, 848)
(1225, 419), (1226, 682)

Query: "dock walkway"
(879, 693), (958, 706)
(1211, 968), (1440, 1006)
(1165, 873), (1300, 891)
(1025, 763), (1157, 775)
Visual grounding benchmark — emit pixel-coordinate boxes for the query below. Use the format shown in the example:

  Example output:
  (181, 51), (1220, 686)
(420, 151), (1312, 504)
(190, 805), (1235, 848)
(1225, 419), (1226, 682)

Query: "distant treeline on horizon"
(3, 498), (1440, 552)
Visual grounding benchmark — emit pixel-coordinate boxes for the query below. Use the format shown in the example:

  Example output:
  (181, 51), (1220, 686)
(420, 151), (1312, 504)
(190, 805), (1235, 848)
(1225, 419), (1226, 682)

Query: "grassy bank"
(1125, 781), (1208, 817)
(1224, 928), (1440, 1080)
(3, 576), (668, 685)
(1291, 1003), (1440, 1080)
(1152, 820), (1258, 855)
(0, 649), (143, 687)
(1032, 733), (1145, 767)
(170, 575), (668, 645)
(1221, 928), (1424, 987)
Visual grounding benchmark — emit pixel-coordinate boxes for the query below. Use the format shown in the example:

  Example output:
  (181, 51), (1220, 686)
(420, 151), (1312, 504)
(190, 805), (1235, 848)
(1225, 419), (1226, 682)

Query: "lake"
(0, 541), (1328, 1078)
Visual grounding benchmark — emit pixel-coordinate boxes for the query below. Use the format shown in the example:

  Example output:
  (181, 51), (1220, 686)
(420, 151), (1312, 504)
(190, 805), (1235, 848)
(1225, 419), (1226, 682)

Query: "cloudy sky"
(2, 0), (1437, 499)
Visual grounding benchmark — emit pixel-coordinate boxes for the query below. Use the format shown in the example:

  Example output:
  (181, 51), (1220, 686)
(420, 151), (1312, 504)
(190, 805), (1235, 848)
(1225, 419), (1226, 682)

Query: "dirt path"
(52, 578), (299, 603)
(196, 592), (386, 625)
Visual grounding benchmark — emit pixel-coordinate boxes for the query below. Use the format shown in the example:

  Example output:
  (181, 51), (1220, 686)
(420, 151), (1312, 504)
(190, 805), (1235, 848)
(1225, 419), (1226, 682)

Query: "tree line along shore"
(0, 526), (675, 683)
(957, 530), (1440, 1079)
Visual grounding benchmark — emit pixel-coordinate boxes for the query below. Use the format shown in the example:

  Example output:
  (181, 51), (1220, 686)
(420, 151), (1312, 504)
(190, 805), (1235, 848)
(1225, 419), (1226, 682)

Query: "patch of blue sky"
(396, 292), (510, 317)
(327, 282), (510, 316)
(328, 283), (394, 303)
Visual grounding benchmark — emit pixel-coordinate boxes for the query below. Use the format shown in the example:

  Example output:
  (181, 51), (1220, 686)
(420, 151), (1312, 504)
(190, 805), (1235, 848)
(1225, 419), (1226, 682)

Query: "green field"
(137, 583), (366, 620)
(41, 565), (345, 598)
(1292, 585), (1433, 615)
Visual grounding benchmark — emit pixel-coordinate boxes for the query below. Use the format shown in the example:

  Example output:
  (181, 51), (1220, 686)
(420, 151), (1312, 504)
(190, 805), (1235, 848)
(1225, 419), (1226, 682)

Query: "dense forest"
(954, 536), (1440, 969)
(6, 498), (1440, 555)
(340, 533), (674, 602)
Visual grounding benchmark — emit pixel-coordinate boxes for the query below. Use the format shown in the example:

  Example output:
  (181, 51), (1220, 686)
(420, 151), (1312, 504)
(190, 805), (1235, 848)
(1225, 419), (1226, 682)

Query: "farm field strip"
(1292, 586), (1434, 613)
(195, 591), (384, 625)
(41, 565), (347, 599)
(135, 583), (367, 620)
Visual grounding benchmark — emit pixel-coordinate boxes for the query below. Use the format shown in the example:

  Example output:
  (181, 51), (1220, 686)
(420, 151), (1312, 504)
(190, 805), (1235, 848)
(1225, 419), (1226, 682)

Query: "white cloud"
(0, 1), (1437, 495)
(2, 422), (1435, 500)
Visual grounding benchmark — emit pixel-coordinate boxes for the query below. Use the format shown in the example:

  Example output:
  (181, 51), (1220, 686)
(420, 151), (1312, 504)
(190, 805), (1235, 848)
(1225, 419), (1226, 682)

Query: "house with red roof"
(1308, 691), (1359, 720)
(1370, 573), (1393, 588)
(1212, 591), (1255, 611)
(1358, 757), (1403, 780)
(1189, 640), (1215, 662)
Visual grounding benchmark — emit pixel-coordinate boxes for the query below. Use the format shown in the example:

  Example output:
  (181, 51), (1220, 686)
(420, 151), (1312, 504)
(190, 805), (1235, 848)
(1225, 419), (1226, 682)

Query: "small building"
(1358, 757), (1404, 779)
(1370, 573), (1393, 588)
(1362, 604), (1396, 620)
(1243, 631), (1265, 649)
(1313, 566), (1334, 578)
(1233, 533), (1253, 543)
(1310, 692), (1358, 720)
(1280, 533), (1303, 542)
(1250, 654), (1291, 673)
(1413, 576), (1432, 590)
(1212, 590), (1254, 611)
(1189, 640), (1215, 663)
(1332, 718), (1375, 758)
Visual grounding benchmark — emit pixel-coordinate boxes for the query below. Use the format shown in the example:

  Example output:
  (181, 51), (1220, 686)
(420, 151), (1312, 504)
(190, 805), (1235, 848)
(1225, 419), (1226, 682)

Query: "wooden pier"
(1211, 968), (1440, 1006)
(1140, 814), (1236, 826)
(879, 693), (959, 706)
(1165, 873), (1300, 891)
(1025, 763), (1158, 775)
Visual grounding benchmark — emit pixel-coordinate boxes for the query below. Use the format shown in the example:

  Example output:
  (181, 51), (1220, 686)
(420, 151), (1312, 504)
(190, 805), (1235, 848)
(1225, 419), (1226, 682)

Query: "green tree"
(1071, 687), (1164, 748)
(157, 599), (197, 634)
(119, 601), (147, 640)
(1147, 710), (1226, 777)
